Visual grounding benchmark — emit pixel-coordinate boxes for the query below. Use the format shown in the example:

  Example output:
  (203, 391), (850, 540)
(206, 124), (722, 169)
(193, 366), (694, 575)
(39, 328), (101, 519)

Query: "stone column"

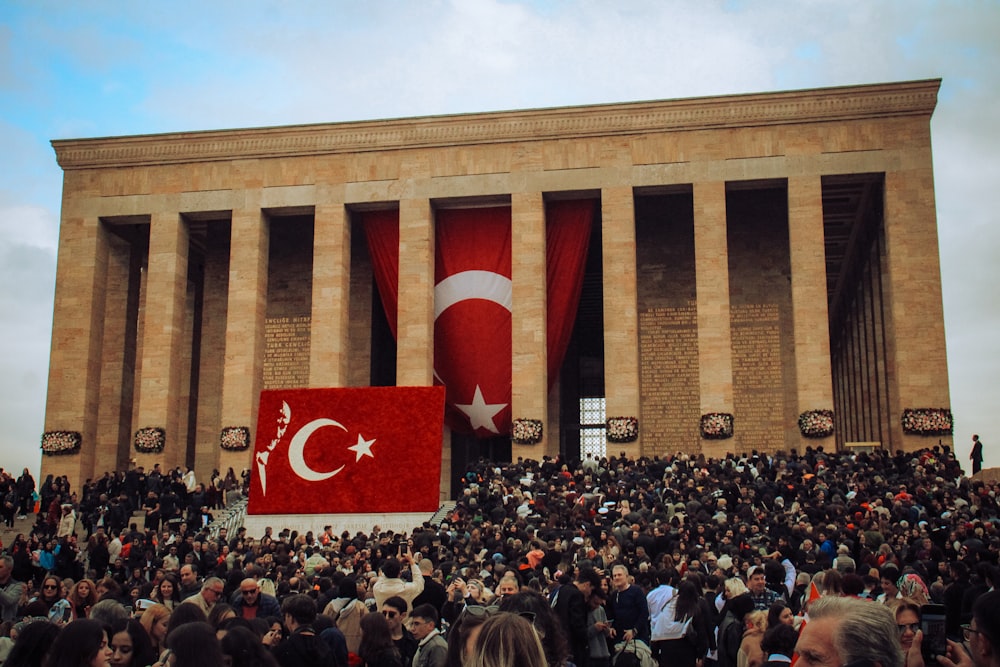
(511, 191), (548, 457)
(883, 167), (951, 449)
(220, 203), (269, 473)
(134, 211), (190, 471)
(96, 234), (140, 472)
(693, 181), (734, 457)
(787, 176), (834, 443)
(396, 199), (435, 386)
(42, 215), (110, 486)
(396, 199), (443, 498)
(601, 186), (641, 459)
(310, 201), (351, 388)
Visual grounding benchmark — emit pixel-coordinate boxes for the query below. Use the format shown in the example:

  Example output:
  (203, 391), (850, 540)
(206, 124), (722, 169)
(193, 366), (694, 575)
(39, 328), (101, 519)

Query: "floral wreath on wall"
(41, 431), (81, 456)
(133, 427), (166, 453)
(512, 419), (543, 445)
(798, 409), (835, 438)
(606, 417), (639, 443)
(220, 426), (251, 451)
(901, 408), (953, 436)
(700, 413), (734, 439)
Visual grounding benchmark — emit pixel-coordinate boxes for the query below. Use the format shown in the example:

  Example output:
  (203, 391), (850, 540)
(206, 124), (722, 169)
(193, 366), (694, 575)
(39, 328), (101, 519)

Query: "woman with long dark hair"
(42, 618), (111, 667)
(358, 612), (403, 667)
(108, 617), (157, 667)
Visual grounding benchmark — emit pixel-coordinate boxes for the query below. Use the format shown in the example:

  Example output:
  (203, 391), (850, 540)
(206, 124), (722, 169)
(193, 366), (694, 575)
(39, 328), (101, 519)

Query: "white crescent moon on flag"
(287, 418), (346, 482)
(434, 270), (512, 319)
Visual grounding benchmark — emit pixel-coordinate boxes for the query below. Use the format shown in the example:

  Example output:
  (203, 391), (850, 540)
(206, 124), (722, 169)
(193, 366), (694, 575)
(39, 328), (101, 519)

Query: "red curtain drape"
(362, 209), (400, 338)
(545, 199), (594, 386)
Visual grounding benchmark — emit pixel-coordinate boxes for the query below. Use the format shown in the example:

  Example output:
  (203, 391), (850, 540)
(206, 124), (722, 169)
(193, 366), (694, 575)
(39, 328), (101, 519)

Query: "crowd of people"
(0, 441), (996, 667)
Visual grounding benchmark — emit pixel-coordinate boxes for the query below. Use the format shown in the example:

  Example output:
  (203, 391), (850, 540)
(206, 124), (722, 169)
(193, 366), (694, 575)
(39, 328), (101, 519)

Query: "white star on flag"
(455, 385), (506, 434)
(348, 434), (377, 462)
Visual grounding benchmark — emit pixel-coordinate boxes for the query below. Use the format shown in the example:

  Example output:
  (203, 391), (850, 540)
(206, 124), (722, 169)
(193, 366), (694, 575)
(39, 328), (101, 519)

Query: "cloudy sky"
(1, 1), (997, 480)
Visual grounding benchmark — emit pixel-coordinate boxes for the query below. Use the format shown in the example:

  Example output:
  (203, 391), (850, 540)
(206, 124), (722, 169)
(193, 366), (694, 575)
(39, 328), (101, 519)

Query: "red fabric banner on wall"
(434, 207), (513, 436)
(248, 386), (445, 515)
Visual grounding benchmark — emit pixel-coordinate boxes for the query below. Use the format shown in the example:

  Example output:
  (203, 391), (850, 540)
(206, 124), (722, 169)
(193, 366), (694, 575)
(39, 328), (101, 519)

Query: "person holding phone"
(921, 590), (998, 667)
(372, 545), (424, 611)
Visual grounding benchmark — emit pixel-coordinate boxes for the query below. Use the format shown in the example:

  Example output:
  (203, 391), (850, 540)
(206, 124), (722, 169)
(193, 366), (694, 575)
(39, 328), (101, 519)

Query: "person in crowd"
(177, 564), (201, 600)
(766, 603), (794, 629)
(550, 570), (588, 667)
(165, 621), (225, 667)
(68, 578), (98, 620)
(89, 599), (129, 628)
(150, 574), (180, 610)
(410, 603), (447, 667)
(233, 578), (281, 620)
(0, 555), (25, 623)
(608, 564), (650, 645)
(795, 596), (902, 667)
(380, 595), (417, 666)
(43, 618), (112, 667)
(179, 576), (224, 616)
(465, 612), (548, 667)
(759, 623), (798, 667)
(5, 619), (60, 667)
(272, 593), (333, 667)
(372, 549), (424, 611)
(323, 577), (366, 655)
(411, 558), (447, 613)
(891, 598), (922, 658)
(358, 612), (403, 667)
(586, 587), (613, 667)
(139, 604), (170, 655)
(737, 610), (767, 667)
(497, 590), (571, 667)
(209, 602), (238, 628)
(27, 575), (70, 623)
(221, 625), (281, 667)
(938, 589), (999, 667)
(108, 617), (157, 667)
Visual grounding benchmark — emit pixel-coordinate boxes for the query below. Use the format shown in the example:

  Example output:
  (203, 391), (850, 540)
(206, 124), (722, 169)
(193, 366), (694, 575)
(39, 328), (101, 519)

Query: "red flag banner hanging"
(435, 207), (513, 436)
(248, 386), (445, 515)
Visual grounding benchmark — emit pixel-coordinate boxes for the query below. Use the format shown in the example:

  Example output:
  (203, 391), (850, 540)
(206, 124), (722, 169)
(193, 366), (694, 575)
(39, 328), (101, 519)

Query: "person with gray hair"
(89, 598), (129, 626)
(796, 596), (903, 667)
(0, 554), (25, 622)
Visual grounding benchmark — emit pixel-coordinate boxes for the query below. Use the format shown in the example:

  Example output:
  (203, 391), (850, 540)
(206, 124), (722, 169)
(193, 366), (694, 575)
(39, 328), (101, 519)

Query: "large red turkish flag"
(247, 386), (445, 515)
(434, 207), (512, 436)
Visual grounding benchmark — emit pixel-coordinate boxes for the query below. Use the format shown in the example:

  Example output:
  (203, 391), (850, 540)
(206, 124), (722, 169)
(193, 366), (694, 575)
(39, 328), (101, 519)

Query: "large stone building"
(44, 79), (951, 496)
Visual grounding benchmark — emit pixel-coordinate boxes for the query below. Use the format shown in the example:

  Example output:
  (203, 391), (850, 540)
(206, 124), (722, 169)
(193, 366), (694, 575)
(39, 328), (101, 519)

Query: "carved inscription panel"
(731, 303), (784, 451)
(639, 301), (700, 451)
(264, 316), (311, 389)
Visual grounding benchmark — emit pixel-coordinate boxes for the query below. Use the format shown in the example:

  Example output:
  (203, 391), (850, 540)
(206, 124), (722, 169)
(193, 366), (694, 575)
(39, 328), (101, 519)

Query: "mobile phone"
(920, 604), (947, 662)
(62, 606), (72, 622)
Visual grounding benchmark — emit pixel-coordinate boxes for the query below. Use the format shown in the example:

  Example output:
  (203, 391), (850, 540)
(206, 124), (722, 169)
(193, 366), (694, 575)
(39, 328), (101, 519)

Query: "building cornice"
(52, 79), (940, 170)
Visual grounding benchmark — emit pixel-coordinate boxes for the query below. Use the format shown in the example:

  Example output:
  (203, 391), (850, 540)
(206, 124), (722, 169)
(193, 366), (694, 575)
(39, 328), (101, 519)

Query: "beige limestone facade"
(44, 79), (952, 495)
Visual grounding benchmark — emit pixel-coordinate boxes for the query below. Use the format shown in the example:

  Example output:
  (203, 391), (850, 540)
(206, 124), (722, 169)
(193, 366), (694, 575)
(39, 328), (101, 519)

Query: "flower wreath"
(220, 426), (252, 451)
(133, 427), (166, 453)
(606, 417), (639, 443)
(512, 419), (543, 445)
(901, 408), (953, 436)
(798, 409), (835, 438)
(700, 413), (734, 439)
(41, 431), (82, 456)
